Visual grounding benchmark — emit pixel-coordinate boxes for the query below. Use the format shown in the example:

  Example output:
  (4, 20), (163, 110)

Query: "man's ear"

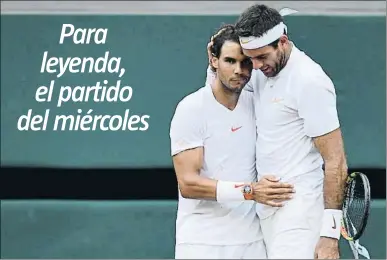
(279, 35), (288, 47)
(210, 54), (219, 70)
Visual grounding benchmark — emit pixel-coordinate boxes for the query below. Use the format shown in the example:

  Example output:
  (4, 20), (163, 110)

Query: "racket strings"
(343, 178), (366, 237)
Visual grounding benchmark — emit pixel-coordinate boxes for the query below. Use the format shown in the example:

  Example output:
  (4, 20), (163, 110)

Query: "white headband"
(239, 22), (287, 50)
(238, 8), (298, 50)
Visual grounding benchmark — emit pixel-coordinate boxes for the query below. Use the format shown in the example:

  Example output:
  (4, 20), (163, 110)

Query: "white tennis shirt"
(169, 85), (262, 245)
(206, 44), (340, 219)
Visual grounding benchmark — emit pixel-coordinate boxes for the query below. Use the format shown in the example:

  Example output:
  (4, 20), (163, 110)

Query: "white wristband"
(216, 181), (246, 203)
(320, 209), (343, 240)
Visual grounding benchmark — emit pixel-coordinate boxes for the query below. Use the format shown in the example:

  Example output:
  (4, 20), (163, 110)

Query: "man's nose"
(252, 59), (264, 70)
(234, 63), (242, 74)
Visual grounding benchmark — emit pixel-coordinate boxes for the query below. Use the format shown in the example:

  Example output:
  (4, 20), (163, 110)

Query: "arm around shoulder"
(204, 65), (216, 87)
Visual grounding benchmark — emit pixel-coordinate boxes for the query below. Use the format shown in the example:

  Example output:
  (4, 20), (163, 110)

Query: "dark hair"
(235, 4), (286, 48)
(210, 24), (239, 58)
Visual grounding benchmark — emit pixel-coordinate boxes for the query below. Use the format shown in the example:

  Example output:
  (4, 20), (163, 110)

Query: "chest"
(203, 103), (256, 152)
(255, 79), (300, 129)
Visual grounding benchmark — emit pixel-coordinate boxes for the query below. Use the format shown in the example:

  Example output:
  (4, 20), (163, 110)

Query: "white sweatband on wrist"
(216, 181), (245, 203)
(320, 209), (343, 240)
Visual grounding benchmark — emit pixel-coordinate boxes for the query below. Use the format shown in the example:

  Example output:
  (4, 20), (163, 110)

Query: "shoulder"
(251, 69), (266, 89)
(170, 87), (207, 135)
(291, 49), (336, 97)
(240, 87), (255, 104)
(173, 87), (207, 116)
(241, 69), (266, 93)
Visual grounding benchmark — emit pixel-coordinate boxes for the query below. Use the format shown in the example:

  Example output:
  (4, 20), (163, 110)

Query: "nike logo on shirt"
(231, 126), (242, 132)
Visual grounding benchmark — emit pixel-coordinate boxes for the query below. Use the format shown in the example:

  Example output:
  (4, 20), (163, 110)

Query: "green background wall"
(1, 15), (386, 168)
(1, 14), (386, 259)
(1, 200), (386, 259)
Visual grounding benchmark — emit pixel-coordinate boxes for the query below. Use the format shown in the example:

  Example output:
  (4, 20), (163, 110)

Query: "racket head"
(341, 172), (371, 241)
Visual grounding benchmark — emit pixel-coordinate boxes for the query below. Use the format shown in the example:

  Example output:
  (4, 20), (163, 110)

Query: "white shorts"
(175, 240), (267, 259)
(260, 192), (324, 259)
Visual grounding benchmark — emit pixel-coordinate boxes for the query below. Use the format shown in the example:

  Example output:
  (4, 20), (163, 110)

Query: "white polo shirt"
(169, 85), (262, 245)
(204, 45), (340, 218)
(249, 45), (340, 218)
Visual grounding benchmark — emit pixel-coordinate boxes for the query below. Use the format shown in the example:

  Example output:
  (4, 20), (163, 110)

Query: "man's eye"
(252, 56), (266, 61)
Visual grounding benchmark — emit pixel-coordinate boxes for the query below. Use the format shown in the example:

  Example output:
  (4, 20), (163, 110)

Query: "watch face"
(243, 185), (252, 194)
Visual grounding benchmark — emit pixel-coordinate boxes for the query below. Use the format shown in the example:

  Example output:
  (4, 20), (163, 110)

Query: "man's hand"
(207, 28), (227, 69)
(206, 38), (213, 66)
(251, 175), (295, 207)
(314, 237), (340, 259)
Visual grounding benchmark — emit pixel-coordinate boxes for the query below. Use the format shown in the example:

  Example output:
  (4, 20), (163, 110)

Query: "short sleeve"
(169, 98), (204, 156)
(244, 70), (262, 92)
(298, 75), (340, 137)
(243, 80), (254, 92)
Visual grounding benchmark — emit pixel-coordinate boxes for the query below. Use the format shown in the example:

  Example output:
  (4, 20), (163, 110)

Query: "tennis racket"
(340, 172), (371, 259)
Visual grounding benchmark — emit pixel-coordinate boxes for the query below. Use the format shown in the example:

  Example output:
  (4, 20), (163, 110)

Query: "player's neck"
(212, 79), (240, 111)
(269, 42), (293, 78)
(282, 42), (294, 69)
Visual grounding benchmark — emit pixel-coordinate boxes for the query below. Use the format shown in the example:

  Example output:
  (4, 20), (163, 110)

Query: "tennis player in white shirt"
(205, 4), (348, 259)
(170, 24), (295, 259)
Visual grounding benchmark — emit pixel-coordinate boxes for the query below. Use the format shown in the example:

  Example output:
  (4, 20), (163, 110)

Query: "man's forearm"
(179, 173), (218, 200)
(179, 173), (249, 202)
(313, 128), (348, 241)
(313, 128), (348, 210)
(323, 156), (348, 209)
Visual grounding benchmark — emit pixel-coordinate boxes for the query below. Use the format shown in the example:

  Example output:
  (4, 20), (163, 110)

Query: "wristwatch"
(242, 184), (254, 200)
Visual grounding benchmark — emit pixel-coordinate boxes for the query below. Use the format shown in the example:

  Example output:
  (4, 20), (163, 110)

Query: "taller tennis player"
(205, 4), (348, 259)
